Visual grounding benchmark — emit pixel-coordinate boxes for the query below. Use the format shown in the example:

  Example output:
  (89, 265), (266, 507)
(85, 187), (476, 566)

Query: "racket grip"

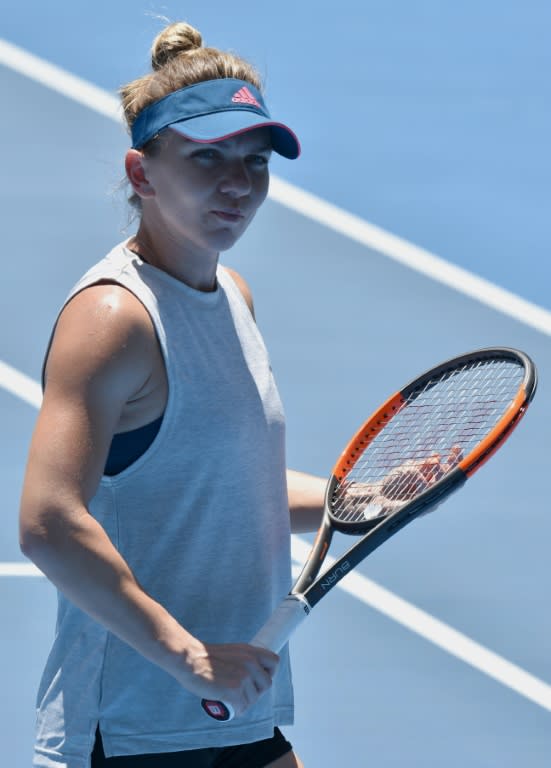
(201, 595), (311, 721)
(250, 593), (311, 652)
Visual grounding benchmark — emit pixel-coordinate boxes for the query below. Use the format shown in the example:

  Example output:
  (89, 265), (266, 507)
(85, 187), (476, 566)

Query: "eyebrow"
(189, 139), (273, 153)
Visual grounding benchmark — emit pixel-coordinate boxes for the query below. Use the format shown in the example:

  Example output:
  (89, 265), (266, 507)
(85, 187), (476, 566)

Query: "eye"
(191, 148), (221, 163)
(247, 153), (271, 168)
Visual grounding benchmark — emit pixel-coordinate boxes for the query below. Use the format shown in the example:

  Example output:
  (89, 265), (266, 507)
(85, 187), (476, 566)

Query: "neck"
(130, 224), (219, 293)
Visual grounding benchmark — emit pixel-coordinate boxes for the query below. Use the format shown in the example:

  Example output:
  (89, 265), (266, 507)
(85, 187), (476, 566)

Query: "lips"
(211, 209), (245, 223)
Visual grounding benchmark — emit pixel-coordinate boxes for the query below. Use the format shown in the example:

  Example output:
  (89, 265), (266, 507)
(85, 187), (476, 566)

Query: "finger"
(417, 454), (443, 483)
(447, 444), (463, 465)
(252, 647), (279, 675)
(234, 660), (275, 716)
(382, 467), (427, 499)
(345, 481), (378, 503)
(252, 663), (275, 694)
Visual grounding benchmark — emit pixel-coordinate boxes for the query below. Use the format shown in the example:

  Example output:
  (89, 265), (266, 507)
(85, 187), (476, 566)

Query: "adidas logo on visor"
(231, 87), (261, 108)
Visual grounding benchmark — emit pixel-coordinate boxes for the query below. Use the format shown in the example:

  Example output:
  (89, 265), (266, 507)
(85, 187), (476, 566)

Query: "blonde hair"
(120, 21), (262, 138)
(120, 22), (263, 217)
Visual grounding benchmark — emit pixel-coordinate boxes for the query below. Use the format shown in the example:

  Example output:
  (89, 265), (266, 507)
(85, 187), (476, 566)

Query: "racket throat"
(293, 517), (334, 594)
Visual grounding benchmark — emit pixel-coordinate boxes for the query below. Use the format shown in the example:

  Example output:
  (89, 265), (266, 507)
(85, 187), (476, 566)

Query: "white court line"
(0, 360), (42, 408)
(0, 38), (120, 121)
(0, 562), (42, 577)
(291, 537), (551, 713)
(1, 38), (550, 712)
(1, 36), (551, 338)
(268, 178), (551, 337)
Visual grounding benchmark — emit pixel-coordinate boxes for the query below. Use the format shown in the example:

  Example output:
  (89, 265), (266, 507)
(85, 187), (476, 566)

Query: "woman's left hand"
(344, 445), (463, 519)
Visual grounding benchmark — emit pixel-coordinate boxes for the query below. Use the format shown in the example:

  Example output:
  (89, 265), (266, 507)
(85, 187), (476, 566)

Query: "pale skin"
(19, 127), (321, 766)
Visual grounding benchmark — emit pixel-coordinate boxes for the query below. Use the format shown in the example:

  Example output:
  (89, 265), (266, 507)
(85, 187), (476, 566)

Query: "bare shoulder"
(224, 267), (255, 319)
(59, 281), (151, 324)
(28, 283), (164, 504)
(45, 282), (158, 398)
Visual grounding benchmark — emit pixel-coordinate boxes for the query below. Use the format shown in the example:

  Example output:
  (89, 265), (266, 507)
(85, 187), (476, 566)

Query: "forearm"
(20, 499), (280, 714)
(286, 469), (326, 533)
(20, 503), (195, 686)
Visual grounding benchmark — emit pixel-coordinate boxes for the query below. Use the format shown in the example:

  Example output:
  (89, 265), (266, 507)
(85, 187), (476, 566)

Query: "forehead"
(168, 126), (273, 152)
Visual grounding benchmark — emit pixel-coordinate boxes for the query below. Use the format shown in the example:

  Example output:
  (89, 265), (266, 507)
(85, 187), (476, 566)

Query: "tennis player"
(19, 20), (327, 768)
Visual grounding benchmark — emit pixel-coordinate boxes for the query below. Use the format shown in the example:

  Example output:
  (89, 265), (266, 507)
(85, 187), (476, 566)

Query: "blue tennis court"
(1, 3), (550, 765)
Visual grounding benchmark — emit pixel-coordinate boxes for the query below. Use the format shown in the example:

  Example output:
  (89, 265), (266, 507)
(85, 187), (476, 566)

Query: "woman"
(20, 21), (327, 768)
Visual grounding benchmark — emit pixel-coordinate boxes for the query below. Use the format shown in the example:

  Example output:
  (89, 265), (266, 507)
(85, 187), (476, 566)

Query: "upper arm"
(21, 285), (159, 532)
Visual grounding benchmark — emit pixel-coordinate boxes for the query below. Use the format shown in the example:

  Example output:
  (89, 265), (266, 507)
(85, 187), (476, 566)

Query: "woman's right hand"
(177, 638), (280, 718)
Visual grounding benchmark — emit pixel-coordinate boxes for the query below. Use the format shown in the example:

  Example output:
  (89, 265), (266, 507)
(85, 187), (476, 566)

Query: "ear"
(125, 149), (155, 199)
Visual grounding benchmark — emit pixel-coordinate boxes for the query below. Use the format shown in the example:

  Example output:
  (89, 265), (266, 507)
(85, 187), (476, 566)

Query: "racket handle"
(250, 593), (311, 652)
(201, 595), (311, 721)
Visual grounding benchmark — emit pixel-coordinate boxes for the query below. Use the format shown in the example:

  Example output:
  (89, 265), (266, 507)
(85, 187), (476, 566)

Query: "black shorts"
(91, 727), (293, 768)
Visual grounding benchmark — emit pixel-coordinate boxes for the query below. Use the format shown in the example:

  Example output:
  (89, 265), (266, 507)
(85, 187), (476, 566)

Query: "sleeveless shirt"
(33, 242), (294, 767)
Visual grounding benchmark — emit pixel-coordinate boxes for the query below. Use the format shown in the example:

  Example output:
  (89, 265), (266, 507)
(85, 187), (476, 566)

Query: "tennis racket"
(202, 347), (537, 721)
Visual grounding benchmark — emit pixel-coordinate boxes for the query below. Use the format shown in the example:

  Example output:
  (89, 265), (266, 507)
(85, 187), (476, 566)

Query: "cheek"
(155, 172), (207, 213)
(253, 172), (270, 206)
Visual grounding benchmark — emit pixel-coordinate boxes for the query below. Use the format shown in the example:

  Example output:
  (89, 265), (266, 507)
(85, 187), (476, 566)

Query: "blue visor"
(131, 78), (300, 159)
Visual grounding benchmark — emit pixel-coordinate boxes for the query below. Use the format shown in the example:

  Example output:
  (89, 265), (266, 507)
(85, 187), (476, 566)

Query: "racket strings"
(332, 357), (524, 524)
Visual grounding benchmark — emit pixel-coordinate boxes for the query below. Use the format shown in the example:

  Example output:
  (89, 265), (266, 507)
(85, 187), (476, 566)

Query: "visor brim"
(168, 112), (300, 159)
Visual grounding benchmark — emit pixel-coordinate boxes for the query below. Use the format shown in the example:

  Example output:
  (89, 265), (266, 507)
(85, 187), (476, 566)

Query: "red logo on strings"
(231, 87), (261, 108)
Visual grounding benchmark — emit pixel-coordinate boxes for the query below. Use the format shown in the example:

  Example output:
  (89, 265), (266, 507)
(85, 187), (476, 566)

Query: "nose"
(218, 160), (252, 198)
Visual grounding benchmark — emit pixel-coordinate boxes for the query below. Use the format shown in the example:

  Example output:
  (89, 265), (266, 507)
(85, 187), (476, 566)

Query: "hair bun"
(151, 22), (203, 71)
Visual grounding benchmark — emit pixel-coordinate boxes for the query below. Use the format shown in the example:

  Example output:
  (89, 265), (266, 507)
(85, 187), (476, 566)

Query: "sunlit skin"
(125, 127), (272, 290)
(19, 120), (327, 748)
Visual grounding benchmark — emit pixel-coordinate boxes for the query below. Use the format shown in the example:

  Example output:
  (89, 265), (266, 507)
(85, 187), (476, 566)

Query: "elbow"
(19, 499), (59, 561)
(19, 481), (86, 567)
(19, 514), (66, 578)
(19, 518), (48, 560)
(20, 486), (45, 558)
(19, 496), (87, 565)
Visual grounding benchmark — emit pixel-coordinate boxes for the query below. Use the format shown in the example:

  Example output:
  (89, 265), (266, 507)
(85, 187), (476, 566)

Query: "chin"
(209, 230), (245, 252)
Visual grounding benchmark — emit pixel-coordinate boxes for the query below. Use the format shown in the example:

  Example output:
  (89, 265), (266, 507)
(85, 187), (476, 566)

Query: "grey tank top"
(33, 242), (294, 767)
